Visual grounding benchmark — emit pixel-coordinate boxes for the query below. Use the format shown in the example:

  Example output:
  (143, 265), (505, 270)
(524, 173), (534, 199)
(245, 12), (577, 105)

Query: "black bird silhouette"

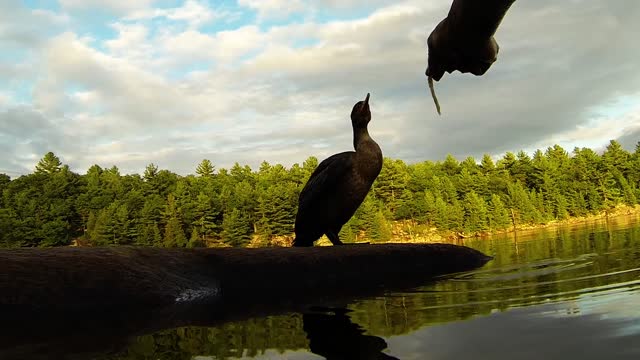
(293, 93), (383, 247)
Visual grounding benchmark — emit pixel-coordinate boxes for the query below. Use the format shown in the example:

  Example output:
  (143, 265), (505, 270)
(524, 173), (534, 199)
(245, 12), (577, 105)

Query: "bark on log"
(1, 243), (491, 311)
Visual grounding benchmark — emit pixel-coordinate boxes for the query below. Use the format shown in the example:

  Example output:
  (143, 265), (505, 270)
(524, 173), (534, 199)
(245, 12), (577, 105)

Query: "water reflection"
(385, 299), (640, 360)
(302, 307), (399, 360)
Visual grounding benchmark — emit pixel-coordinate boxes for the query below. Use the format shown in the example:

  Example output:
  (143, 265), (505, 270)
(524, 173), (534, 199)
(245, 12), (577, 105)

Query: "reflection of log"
(0, 244), (491, 359)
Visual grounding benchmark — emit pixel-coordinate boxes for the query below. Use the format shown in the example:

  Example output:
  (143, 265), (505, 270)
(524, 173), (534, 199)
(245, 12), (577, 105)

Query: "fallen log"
(1, 243), (491, 311)
(0, 243), (491, 359)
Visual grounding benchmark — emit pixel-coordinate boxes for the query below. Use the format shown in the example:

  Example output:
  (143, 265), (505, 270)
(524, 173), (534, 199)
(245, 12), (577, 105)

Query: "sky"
(1, 0), (639, 177)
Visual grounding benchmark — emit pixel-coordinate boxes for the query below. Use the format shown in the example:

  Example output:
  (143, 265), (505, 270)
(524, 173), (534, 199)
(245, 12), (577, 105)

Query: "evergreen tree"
(440, 154), (460, 176)
(373, 158), (408, 212)
(164, 216), (187, 248)
(463, 191), (488, 233)
(193, 192), (218, 241)
(222, 208), (252, 246)
(187, 227), (205, 248)
(90, 206), (115, 246)
(395, 188), (419, 220)
(369, 209), (392, 242)
(480, 154), (495, 174)
(338, 216), (358, 243)
(487, 194), (511, 230)
(256, 181), (295, 237)
(136, 223), (155, 246)
(35, 152), (62, 174)
(196, 159), (215, 177)
(602, 140), (629, 173)
(432, 197), (449, 229)
(143, 163), (159, 181)
(0, 208), (19, 247)
(162, 194), (187, 247)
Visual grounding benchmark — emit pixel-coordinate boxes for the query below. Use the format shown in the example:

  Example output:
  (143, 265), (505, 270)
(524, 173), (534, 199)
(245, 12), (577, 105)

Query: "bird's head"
(350, 93), (371, 128)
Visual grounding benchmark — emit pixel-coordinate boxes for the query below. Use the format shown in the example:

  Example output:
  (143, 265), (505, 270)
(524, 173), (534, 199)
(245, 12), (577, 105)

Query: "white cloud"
(127, 0), (228, 29)
(0, 1), (67, 47)
(238, 0), (306, 20)
(538, 104), (640, 152)
(0, 92), (12, 107)
(59, 0), (155, 15)
(105, 23), (153, 62)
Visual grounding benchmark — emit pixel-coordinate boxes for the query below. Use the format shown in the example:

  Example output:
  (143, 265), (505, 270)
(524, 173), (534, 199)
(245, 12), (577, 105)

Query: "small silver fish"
(428, 75), (441, 116)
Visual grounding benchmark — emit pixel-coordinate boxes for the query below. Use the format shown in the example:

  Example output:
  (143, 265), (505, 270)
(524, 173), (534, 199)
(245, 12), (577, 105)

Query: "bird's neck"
(353, 126), (373, 150)
(353, 126), (382, 177)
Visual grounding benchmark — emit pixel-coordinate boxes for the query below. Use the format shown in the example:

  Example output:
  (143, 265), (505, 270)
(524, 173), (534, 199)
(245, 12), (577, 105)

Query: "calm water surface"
(108, 216), (640, 360)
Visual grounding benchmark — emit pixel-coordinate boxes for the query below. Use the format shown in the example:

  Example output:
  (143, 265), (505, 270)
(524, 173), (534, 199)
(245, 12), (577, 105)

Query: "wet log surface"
(0, 243), (492, 359)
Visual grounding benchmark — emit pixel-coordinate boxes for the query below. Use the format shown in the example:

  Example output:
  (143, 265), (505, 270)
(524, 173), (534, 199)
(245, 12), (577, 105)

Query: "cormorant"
(293, 93), (383, 247)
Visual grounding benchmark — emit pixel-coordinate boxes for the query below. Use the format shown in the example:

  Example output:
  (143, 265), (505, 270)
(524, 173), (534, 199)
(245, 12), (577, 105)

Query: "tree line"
(1, 140), (639, 248)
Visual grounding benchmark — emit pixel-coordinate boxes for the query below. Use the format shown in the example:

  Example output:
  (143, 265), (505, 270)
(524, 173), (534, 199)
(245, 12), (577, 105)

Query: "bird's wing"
(298, 152), (354, 209)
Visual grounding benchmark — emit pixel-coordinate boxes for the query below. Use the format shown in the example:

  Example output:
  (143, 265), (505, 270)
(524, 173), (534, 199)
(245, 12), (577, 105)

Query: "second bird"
(293, 93), (383, 247)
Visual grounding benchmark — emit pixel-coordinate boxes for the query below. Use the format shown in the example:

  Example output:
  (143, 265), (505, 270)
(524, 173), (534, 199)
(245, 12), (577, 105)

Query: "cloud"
(317, 0), (400, 10)
(2, 0), (640, 177)
(127, 0), (232, 29)
(0, 1), (68, 47)
(616, 126), (640, 153)
(532, 103), (640, 153)
(238, 0), (306, 20)
(59, 0), (155, 16)
(0, 93), (12, 107)
(158, 25), (267, 66)
(0, 107), (74, 176)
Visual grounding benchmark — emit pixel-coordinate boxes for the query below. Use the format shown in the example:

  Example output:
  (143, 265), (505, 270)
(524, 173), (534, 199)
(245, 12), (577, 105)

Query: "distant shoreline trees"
(1, 140), (639, 248)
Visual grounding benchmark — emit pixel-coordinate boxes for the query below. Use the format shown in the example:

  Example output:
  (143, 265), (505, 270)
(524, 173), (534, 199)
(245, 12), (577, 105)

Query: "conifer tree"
(35, 152), (62, 174)
(463, 191), (488, 232)
(488, 194), (511, 230)
(222, 208), (252, 246)
(196, 159), (215, 177)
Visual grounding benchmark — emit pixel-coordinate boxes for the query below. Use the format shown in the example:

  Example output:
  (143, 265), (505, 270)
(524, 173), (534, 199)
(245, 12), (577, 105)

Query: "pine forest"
(1, 140), (639, 248)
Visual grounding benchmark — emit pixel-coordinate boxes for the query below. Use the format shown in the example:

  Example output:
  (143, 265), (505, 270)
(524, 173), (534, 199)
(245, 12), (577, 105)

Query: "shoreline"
(260, 205), (640, 247)
(378, 205), (640, 245)
(69, 206), (640, 248)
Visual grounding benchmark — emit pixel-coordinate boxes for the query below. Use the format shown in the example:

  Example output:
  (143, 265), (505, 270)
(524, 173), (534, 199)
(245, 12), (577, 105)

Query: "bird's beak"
(359, 93), (370, 112)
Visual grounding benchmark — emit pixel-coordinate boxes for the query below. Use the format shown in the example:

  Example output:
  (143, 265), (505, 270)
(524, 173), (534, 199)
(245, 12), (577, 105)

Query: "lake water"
(68, 216), (640, 359)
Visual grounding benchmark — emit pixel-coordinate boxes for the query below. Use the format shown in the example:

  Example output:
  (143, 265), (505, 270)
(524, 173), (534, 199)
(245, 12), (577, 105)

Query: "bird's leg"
(326, 231), (344, 246)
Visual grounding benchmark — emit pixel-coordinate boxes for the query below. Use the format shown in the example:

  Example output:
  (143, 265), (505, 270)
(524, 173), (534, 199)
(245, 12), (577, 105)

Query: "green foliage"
(187, 228), (205, 248)
(195, 159), (215, 177)
(35, 152), (62, 174)
(1, 143), (640, 248)
(370, 209), (392, 242)
(222, 208), (252, 246)
(373, 158), (409, 213)
(488, 194), (511, 230)
(163, 194), (187, 248)
(463, 191), (488, 233)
